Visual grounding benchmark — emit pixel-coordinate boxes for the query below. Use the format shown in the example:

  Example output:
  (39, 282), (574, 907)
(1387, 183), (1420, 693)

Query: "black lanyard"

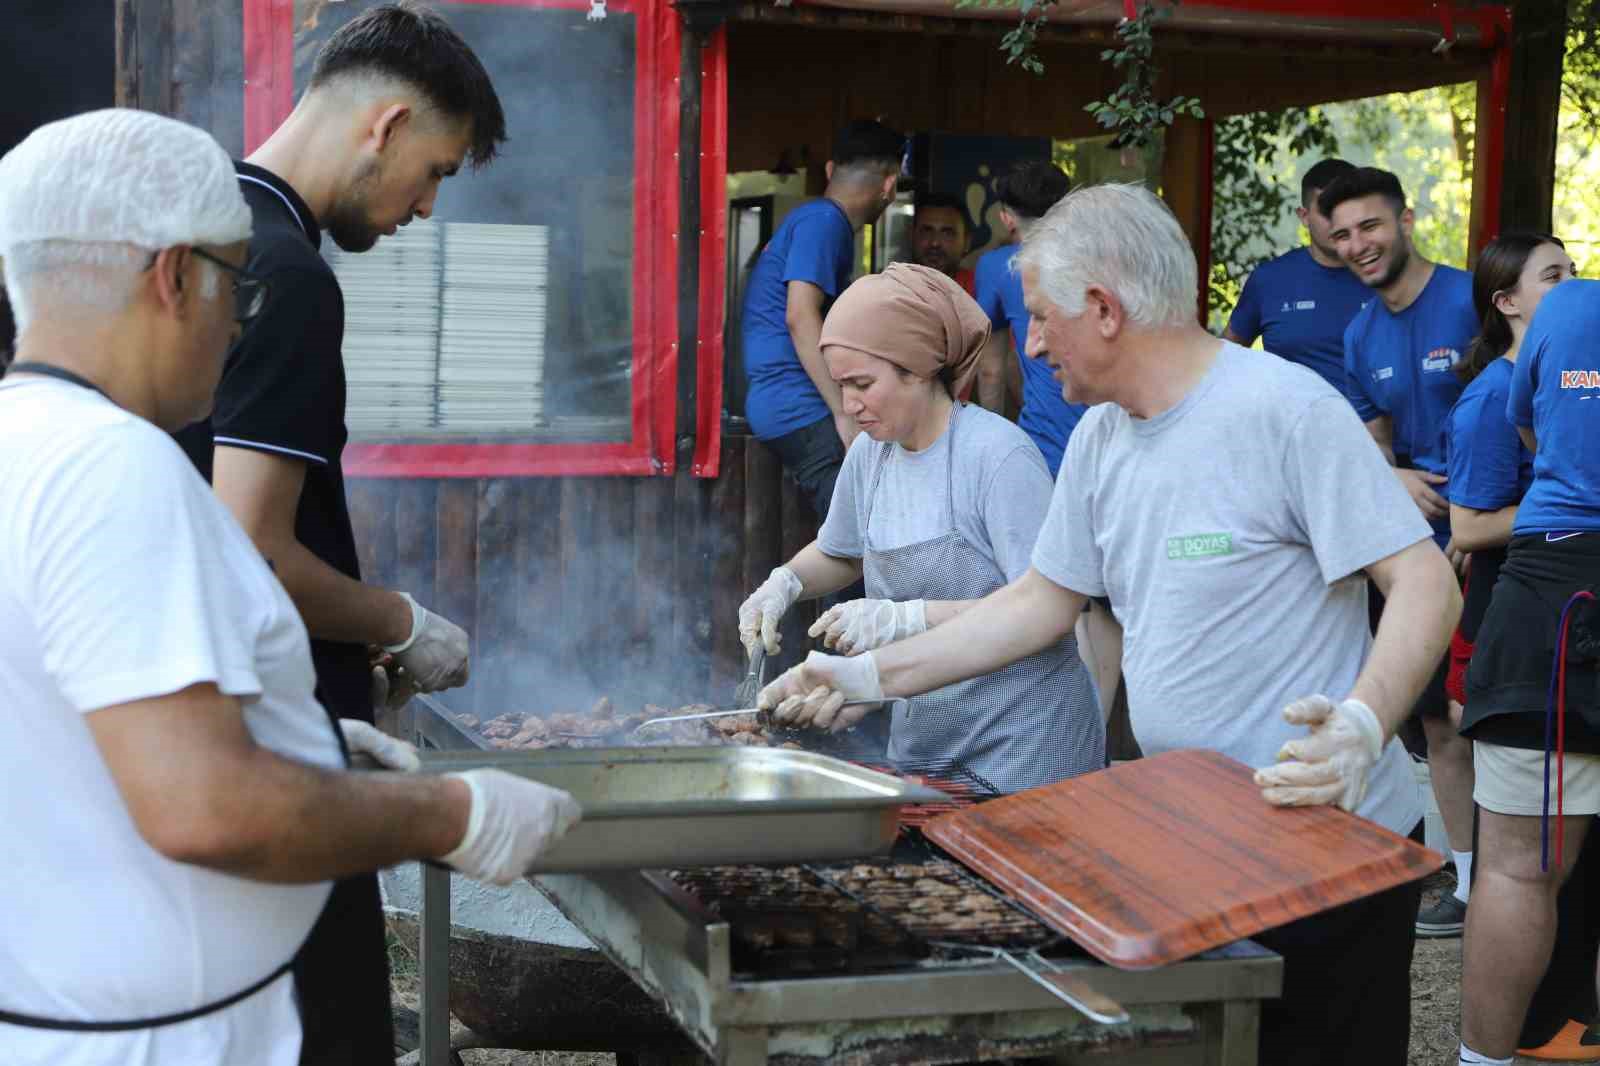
(5, 361), (113, 403)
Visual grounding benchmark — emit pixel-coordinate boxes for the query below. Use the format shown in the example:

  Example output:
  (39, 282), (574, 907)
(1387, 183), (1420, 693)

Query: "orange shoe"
(1519, 1019), (1600, 1061)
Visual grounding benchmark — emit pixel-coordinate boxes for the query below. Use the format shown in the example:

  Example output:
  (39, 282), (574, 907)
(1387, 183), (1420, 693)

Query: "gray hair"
(4, 239), (219, 335)
(1016, 182), (1197, 329)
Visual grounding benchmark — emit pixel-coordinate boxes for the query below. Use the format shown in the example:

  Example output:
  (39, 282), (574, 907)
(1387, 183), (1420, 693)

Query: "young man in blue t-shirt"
(1224, 157), (1371, 395)
(1322, 165), (1478, 943)
(972, 161), (1083, 477)
(741, 119), (903, 520)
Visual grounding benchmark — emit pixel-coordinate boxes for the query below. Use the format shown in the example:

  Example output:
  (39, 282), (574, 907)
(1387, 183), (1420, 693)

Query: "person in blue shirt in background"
(1430, 235), (1571, 946)
(1459, 276), (1600, 1066)
(1224, 157), (1371, 395)
(1446, 236), (1600, 1064)
(1321, 165), (1478, 943)
(742, 119), (904, 520)
(972, 161), (1080, 477)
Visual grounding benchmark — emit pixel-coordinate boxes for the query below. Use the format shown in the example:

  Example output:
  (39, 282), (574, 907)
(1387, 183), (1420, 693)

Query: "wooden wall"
(725, 12), (1491, 182)
(346, 434), (821, 717)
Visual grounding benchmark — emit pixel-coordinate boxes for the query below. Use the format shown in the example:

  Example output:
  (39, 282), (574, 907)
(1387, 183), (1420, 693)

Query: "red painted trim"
(692, 26), (729, 478)
(243, 0), (292, 153)
(344, 442), (657, 478)
(1196, 116), (1214, 326)
(241, 0), (677, 478)
(1475, 6), (1512, 250)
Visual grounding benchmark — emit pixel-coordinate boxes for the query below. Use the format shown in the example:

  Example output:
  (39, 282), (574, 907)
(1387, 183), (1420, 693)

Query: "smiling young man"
(172, 5), (508, 1063)
(1321, 166), (1479, 942)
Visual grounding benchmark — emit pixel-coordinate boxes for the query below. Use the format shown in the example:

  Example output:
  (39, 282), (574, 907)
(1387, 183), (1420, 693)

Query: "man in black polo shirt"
(174, 5), (505, 1063)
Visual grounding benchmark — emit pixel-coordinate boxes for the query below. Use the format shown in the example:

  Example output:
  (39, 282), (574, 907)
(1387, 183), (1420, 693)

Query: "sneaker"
(1415, 893), (1467, 937)
(1519, 1018), (1600, 1061)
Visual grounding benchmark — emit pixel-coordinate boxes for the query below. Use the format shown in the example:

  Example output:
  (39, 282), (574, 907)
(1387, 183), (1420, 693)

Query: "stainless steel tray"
(417, 746), (948, 871)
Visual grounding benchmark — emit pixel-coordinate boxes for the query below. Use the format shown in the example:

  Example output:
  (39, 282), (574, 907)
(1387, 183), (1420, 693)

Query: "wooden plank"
(136, 0), (174, 115)
(210, 0), (246, 157)
(434, 479), (479, 682)
(393, 480), (438, 610)
(558, 477), (609, 703)
(632, 473), (677, 703)
(708, 434), (747, 698)
(114, 0), (139, 108)
(775, 462), (817, 675)
(511, 478), (564, 715)
(672, 464), (714, 704)
(925, 750), (1444, 970)
(742, 436), (782, 596)
(345, 478), (396, 592)
(472, 478), (522, 718)
(590, 477), (637, 699)
(171, 0), (213, 132)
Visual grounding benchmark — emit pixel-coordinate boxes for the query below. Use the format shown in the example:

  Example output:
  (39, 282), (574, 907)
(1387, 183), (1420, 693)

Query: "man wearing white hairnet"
(0, 109), (579, 1066)
(168, 6), (511, 1061)
(759, 183), (1462, 1064)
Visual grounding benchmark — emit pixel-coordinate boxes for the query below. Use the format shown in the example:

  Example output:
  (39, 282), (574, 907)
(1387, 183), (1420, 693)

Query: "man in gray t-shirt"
(758, 184), (1461, 1066)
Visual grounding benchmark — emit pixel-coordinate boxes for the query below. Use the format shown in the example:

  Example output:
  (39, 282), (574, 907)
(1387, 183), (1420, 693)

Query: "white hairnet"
(0, 108), (251, 257)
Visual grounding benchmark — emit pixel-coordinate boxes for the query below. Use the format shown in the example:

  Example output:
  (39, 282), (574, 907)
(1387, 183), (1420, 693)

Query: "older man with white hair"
(0, 108), (578, 1066)
(759, 182), (1461, 1064)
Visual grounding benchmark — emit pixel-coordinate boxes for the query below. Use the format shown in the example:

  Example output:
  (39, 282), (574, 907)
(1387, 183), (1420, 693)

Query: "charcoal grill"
(410, 695), (1283, 1065)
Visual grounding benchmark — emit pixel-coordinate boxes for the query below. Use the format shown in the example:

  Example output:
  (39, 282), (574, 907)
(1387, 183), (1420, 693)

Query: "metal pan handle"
(993, 948), (1129, 1025)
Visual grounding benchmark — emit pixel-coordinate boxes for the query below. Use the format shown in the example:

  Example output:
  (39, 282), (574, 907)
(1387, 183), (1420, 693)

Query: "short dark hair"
(914, 193), (971, 234)
(1316, 166), (1407, 222)
(310, 2), (507, 168)
(1300, 158), (1355, 206)
(832, 119), (904, 172)
(994, 161), (1070, 221)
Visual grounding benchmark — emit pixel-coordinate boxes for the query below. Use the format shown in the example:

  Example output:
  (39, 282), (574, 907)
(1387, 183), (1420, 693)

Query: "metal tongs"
(937, 943), (1129, 1025)
(629, 698), (879, 737)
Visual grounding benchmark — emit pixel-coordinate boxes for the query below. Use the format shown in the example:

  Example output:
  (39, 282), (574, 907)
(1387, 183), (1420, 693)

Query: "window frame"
(243, 0), (681, 477)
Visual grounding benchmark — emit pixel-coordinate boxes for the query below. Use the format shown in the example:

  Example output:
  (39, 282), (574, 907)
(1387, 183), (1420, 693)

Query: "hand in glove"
(370, 662), (417, 714)
(339, 718), (422, 772)
(758, 650), (883, 733)
(1254, 696), (1385, 812)
(737, 566), (804, 656)
(809, 598), (926, 656)
(384, 593), (469, 692)
(439, 769), (582, 886)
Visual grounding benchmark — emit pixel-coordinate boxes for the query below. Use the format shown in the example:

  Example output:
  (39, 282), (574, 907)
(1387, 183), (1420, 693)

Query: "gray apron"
(863, 405), (1105, 793)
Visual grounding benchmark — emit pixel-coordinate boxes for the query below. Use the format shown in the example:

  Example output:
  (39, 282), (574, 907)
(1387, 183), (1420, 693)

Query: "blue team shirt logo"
(1559, 369), (1600, 390)
(1421, 347), (1461, 373)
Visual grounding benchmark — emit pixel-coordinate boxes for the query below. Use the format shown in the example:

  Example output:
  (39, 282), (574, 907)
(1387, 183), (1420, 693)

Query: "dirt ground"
(387, 870), (1541, 1066)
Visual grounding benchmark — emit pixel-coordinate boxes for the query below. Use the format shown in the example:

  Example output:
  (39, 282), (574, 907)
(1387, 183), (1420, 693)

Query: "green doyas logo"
(1167, 532), (1233, 560)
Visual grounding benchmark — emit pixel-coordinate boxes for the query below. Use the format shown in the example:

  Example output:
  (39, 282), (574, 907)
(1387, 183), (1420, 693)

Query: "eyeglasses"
(189, 248), (270, 325)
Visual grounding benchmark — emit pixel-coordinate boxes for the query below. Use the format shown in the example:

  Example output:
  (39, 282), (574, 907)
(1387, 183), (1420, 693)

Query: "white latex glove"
(339, 718), (422, 772)
(384, 593), (469, 692)
(1254, 696), (1385, 812)
(439, 770), (582, 886)
(758, 650), (884, 733)
(809, 598), (926, 656)
(737, 566), (804, 656)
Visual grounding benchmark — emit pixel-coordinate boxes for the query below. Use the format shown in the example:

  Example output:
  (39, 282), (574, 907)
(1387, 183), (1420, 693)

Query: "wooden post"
(116, 0), (174, 114)
(1493, 0), (1566, 234)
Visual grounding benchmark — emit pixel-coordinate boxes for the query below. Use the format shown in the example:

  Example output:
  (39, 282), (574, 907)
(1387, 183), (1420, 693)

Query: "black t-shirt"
(175, 161), (370, 726)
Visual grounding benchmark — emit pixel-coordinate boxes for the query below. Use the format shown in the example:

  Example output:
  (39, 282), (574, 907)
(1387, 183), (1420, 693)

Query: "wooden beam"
(1496, 0), (1565, 233)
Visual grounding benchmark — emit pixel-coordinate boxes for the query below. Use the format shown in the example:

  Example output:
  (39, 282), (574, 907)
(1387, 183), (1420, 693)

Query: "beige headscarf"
(819, 263), (992, 399)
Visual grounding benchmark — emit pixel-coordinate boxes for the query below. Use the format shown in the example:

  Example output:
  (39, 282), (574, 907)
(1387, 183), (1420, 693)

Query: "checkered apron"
(862, 406), (1105, 792)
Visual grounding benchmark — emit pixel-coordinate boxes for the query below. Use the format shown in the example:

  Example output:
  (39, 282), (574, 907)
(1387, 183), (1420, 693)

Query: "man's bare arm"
(785, 281), (854, 443)
(976, 332), (1007, 412)
(212, 445), (413, 647)
(88, 683), (469, 883)
(1350, 539), (1461, 740)
(1363, 414), (1398, 466)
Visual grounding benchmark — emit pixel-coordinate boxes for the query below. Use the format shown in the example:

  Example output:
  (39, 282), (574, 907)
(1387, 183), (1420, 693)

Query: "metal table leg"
(419, 862), (452, 1066)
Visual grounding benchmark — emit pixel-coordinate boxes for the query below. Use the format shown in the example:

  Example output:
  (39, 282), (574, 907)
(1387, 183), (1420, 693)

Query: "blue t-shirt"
(1446, 357), (1532, 514)
(1227, 246), (1371, 395)
(741, 199), (855, 441)
(972, 244), (1087, 477)
(1508, 278), (1600, 533)
(1343, 264), (1475, 543)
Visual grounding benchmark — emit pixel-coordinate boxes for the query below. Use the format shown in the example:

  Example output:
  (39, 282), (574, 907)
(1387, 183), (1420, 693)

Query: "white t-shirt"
(1030, 343), (1427, 835)
(0, 377), (344, 1065)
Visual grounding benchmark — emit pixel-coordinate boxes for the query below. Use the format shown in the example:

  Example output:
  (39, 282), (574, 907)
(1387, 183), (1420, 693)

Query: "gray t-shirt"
(1031, 342), (1428, 834)
(820, 403), (1051, 577)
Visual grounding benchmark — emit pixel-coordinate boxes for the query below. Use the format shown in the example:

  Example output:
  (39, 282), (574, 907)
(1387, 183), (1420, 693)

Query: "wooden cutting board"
(924, 748), (1443, 970)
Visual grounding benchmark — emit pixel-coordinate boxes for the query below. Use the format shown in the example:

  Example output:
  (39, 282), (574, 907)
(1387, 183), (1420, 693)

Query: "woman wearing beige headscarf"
(735, 264), (1104, 790)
